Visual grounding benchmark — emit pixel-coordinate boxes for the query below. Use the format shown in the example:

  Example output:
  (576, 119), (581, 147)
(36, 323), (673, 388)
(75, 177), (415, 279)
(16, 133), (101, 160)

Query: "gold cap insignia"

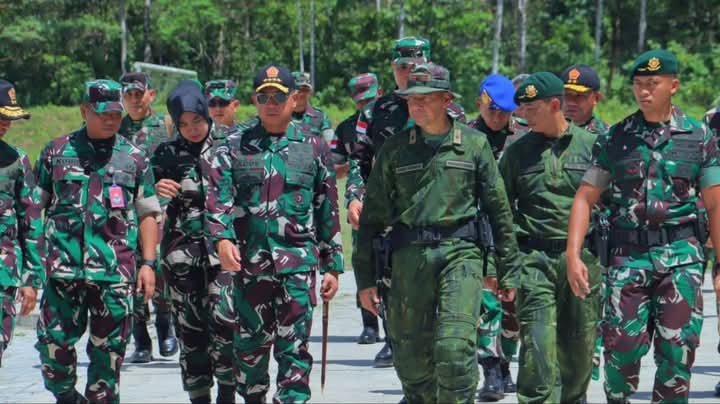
(266, 66), (279, 79)
(568, 68), (581, 83)
(647, 57), (661, 72)
(480, 90), (491, 105)
(525, 84), (537, 99)
(8, 88), (16, 104)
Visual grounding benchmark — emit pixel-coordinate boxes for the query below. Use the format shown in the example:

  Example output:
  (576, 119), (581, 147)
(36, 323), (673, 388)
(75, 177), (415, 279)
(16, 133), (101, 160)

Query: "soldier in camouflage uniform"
(469, 74), (520, 401)
(705, 105), (720, 397)
(331, 73), (384, 345)
(567, 49), (720, 404)
(346, 36), (465, 367)
(205, 64), (343, 404)
(118, 72), (177, 362)
(35, 79), (161, 404)
(152, 80), (237, 404)
(291, 72), (334, 145)
(355, 63), (520, 403)
(500, 72), (602, 404)
(205, 79), (249, 133)
(561, 65), (608, 136)
(0, 80), (44, 368)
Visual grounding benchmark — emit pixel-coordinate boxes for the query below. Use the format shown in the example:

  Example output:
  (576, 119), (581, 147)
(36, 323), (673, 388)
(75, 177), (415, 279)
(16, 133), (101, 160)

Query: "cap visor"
(395, 87), (461, 99)
(0, 106), (31, 120)
(352, 88), (378, 103)
(564, 84), (593, 93)
(393, 57), (425, 66)
(93, 102), (124, 113)
(209, 93), (234, 101)
(122, 83), (147, 93)
(255, 83), (290, 94)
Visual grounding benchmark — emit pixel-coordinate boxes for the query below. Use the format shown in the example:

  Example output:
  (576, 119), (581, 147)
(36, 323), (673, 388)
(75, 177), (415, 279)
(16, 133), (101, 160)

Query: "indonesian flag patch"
(356, 120), (368, 135)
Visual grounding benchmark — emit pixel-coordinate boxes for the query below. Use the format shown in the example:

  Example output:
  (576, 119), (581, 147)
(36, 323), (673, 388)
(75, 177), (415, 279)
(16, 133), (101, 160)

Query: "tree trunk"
(607, 13), (620, 99)
(517, 0), (527, 71)
(638, 0), (646, 52)
(492, 0), (503, 73)
(245, 0), (254, 74)
(119, 0), (127, 74)
(594, 0), (603, 64)
(376, 0), (381, 12)
(297, 0), (304, 72)
(215, 25), (225, 76)
(143, 0), (151, 62)
(398, 0), (405, 38)
(310, 0), (315, 86)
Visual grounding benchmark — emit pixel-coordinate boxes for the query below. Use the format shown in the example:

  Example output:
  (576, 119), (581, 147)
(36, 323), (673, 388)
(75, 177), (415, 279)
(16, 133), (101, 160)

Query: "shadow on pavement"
(325, 359), (376, 367)
(309, 335), (363, 343)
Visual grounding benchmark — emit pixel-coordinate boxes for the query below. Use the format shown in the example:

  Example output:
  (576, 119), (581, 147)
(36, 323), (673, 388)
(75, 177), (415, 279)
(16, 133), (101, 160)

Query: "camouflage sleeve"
(16, 153), (44, 288)
(314, 141), (344, 273)
(345, 110), (372, 205)
(699, 122), (720, 190)
(353, 144), (394, 290)
(321, 115), (334, 145)
(134, 152), (162, 218)
(204, 145), (237, 243)
(582, 131), (612, 191)
(35, 142), (54, 208)
(480, 140), (520, 289)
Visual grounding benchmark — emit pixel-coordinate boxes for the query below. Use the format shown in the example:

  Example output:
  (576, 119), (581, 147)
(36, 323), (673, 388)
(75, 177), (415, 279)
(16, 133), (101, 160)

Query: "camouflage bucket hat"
(395, 63), (460, 99)
(392, 37), (431, 65)
(205, 79), (237, 101)
(348, 73), (379, 102)
(83, 80), (124, 113)
(292, 71), (312, 90)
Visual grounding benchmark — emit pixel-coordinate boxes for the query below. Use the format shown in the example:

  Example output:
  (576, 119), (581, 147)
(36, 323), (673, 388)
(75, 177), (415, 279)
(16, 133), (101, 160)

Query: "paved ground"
(3, 274), (720, 403)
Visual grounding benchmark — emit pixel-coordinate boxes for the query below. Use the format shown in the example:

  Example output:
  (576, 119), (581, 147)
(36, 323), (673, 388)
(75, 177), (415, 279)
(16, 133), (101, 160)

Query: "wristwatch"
(140, 259), (157, 270)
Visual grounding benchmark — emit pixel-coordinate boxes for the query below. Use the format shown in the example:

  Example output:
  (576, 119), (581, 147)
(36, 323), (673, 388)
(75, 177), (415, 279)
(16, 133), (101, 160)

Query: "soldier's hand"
(498, 288), (516, 302)
(483, 276), (498, 294)
(358, 287), (380, 317)
(156, 179), (181, 199)
(321, 272), (340, 302)
(348, 200), (363, 230)
(567, 254), (590, 299)
(217, 239), (242, 272)
(17, 286), (37, 316)
(137, 265), (156, 303)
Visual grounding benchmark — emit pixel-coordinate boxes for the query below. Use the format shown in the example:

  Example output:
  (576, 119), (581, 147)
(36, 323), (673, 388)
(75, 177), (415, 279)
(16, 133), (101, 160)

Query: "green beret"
(629, 49), (678, 80)
(513, 72), (564, 104)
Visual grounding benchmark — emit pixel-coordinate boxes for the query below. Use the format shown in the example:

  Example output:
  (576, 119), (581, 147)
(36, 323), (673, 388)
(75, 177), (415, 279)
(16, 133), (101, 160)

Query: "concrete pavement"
(2, 274), (720, 403)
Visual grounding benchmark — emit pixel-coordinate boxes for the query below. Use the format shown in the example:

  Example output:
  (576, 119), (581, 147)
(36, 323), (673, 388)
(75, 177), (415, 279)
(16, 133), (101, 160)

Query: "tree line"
(1, 0), (718, 111)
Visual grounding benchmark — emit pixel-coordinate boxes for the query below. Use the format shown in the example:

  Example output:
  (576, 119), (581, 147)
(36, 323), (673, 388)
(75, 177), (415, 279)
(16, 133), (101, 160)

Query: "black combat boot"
(241, 393), (267, 404)
(715, 380), (720, 397)
(189, 395), (211, 404)
(156, 311), (178, 357)
(55, 389), (88, 404)
(606, 396), (630, 404)
(128, 319), (152, 363)
(478, 358), (505, 402)
(217, 384), (236, 404)
(500, 359), (516, 393)
(358, 308), (380, 344)
(373, 341), (393, 367)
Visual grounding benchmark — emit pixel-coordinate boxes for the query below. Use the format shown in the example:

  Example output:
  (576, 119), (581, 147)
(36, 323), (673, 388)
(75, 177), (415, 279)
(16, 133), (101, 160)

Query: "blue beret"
(478, 74), (517, 112)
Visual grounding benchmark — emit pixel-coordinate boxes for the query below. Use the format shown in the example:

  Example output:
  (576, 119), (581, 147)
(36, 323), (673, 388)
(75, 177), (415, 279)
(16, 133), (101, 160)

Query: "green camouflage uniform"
(205, 114), (343, 403)
(35, 87), (161, 402)
(501, 73), (602, 404)
(354, 63), (519, 403)
(151, 123), (236, 395)
(118, 111), (172, 323)
(583, 106), (720, 403)
(0, 142), (44, 367)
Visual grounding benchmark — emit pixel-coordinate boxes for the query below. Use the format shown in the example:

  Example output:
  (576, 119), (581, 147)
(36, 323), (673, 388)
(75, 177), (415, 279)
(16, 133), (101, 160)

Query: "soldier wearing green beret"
(291, 72), (334, 145)
(500, 72), (602, 403)
(567, 49), (720, 404)
(119, 71), (178, 364)
(356, 63), (520, 403)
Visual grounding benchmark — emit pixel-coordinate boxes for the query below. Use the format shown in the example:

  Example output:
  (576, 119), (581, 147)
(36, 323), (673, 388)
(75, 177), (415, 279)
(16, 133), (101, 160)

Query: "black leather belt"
(610, 222), (696, 248)
(389, 222), (478, 251)
(517, 236), (591, 254)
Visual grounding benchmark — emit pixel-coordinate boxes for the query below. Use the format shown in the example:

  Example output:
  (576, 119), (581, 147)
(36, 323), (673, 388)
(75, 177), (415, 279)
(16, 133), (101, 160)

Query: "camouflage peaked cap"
(392, 37), (431, 65)
(395, 63), (460, 99)
(83, 80), (124, 113)
(292, 71), (313, 90)
(205, 79), (238, 100)
(348, 73), (379, 102)
(514, 72), (564, 104)
(119, 72), (153, 92)
(628, 49), (678, 80)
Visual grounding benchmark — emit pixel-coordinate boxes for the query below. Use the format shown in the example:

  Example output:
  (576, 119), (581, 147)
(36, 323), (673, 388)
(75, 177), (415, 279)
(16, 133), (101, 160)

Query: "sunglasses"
(208, 99), (231, 107)
(256, 92), (289, 105)
(396, 48), (424, 58)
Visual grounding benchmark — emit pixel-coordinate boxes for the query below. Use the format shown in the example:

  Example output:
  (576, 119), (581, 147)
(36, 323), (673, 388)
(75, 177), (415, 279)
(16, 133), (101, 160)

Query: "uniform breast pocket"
(563, 161), (592, 187)
(517, 163), (545, 192)
(103, 171), (136, 211)
(0, 180), (16, 238)
(283, 168), (314, 217)
(52, 178), (84, 209)
(667, 160), (698, 200)
(232, 167), (264, 206)
(443, 160), (475, 196)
